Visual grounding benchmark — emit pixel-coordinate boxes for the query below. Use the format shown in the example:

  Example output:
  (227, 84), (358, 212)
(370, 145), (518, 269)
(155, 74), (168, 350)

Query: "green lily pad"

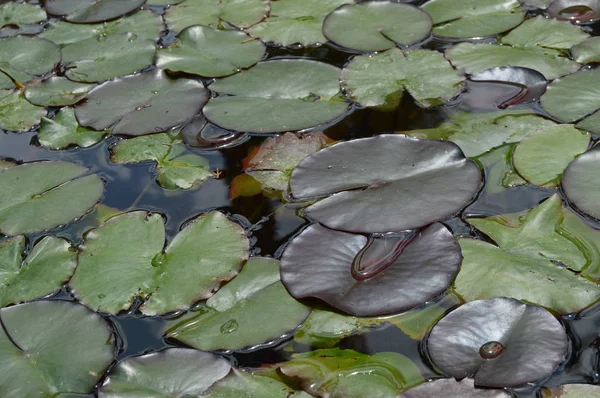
(0, 160), (14, 170)
(204, 59), (348, 133)
(62, 32), (156, 83)
(0, 161), (104, 236)
(0, 36), (60, 89)
(455, 194), (600, 313)
(165, 0), (269, 32)
(110, 132), (212, 190)
(156, 25), (265, 78)
(502, 16), (589, 49)
(422, 0), (525, 39)
(166, 257), (310, 351)
(341, 48), (464, 109)
(0, 2), (46, 27)
(562, 146), (600, 221)
(248, 0), (351, 47)
(24, 77), (95, 107)
(572, 37), (600, 63)
(70, 210), (249, 315)
(75, 69), (209, 136)
(521, 0), (553, 8)
(99, 348), (231, 397)
(0, 90), (47, 132)
(0, 235), (76, 308)
(276, 349), (424, 398)
(543, 384), (600, 398)
(147, 0), (185, 4)
(44, 0), (146, 23)
(0, 300), (115, 397)
(39, 107), (109, 150)
(201, 369), (303, 398)
(322, 1), (432, 52)
(512, 124), (590, 187)
(40, 10), (163, 45)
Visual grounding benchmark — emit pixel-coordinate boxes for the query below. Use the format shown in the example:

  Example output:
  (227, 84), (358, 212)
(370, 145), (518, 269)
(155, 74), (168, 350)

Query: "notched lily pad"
(25, 77), (95, 107)
(399, 378), (512, 398)
(427, 297), (568, 388)
(44, 0), (146, 23)
(0, 36), (60, 89)
(563, 145), (600, 220)
(39, 107), (109, 149)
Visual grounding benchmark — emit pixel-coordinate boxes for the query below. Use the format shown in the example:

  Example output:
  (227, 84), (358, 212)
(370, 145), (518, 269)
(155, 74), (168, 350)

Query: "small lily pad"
(572, 37), (600, 63)
(427, 297), (568, 387)
(76, 69), (209, 136)
(0, 300), (115, 397)
(399, 379), (512, 398)
(39, 107), (109, 149)
(563, 146), (600, 220)
(322, 1), (432, 52)
(44, 0), (146, 23)
(0, 90), (47, 132)
(156, 25), (265, 78)
(204, 59), (348, 134)
(290, 135), (481, 233)
(0, 161), (104, 236)
(24, 77), (96, 107)
(0, 36), (60, 89)
(543, 384), (600, 397)
(70, 210), (249, 315)
(0, 2), (46, 27)
(165, 257), (311, 351)
(98, 348), (231, 397)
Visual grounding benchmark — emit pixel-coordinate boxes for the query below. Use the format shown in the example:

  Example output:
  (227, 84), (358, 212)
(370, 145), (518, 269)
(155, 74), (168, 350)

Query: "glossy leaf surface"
(39, 107), (108, 149)
(44, 0), (146, 23)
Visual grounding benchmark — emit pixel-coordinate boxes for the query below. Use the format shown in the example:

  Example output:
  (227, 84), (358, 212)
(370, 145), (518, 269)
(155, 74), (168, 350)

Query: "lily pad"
(248, 0), (352, 47)
(455, 194), (600, 313)
(39, 107), (109, 149)
(99, 348), (231, 397)
(0, 36), (60, 89)
(111, 132), (212, 190)
(512, 124), (590, 187)
(76, 69), (209, 136)
(62, 32), (156, 83)
(201, 369), (304, 397)
(543, 384), (600, 397)
(422, 0), (525, 39)
(502, 15), (589, 48)
(548, 0), (600, 23)
(24, 77), (95, 107)
(0, 161), (104, 236)
(281, 222), (461, 317)
(322, 1), (432, 52)
(399, 379), (512, 398)
(44, 0), (146, 23)
(0, 90), (47, 132)
(165, 257), (310, 351)
(0, 160), (14, 170)
(290, 135), (481, 233)
(0, 235), (76, 308)
(165, 0), (269, 32)
(563, 146), (600, 220)
(204, 59), (348, 134)
(156, 25), (265, 78)
(521, 0), (553, 8)
(469, 67), (547, 107)
(0, 2), (46, 27)
(341, 48), (464, 109)
(70, 210), (249, 315)
(0, 300), (115, 397)
(427, 297), (568, 388)
(572, 37), (600, 63)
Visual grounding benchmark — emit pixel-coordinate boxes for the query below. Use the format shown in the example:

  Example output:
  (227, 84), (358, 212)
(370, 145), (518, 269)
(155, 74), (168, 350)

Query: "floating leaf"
(24, 77), (95, 107)
(0, 90), (46, 132)
(147, 0), (185, 4)
(229, 174), (262, 200)
(422, 0), (524, 39)
(76, 69), (209, 136)
(0, 160), (14, 170)
(248, 0), (352, 47)
(469, 67), (547, 108)
(427, 297), (568, 388)
(512, 125), (589, 187)
(399, 378), (512, 398)
(204, 59), (348, 134)
(572, 37), (600, 63)
(0, 161), (104, 236)
(0, 300), (115, 397)
(165, 0), (269, 32)
(0, 36), (60, 89)
(156, 25), (265, 78)
(521, 0), (553, 8)
(166, 257), (310, 351)
(341, 48), (463, 109)
(455, 194), (600, 313)
(502, 15), (589, 48)
(322, 1), (432, 51)
(281, 222), (461, 317)
(290, 135), (481, 233)
(0, 236), (76, 308)
(547, 0), (600, 23)
(201, 369), (304, 398)
(39, 107), (108, 149)
(0, 2), (46, 26)
(44, 0), (146, 23)
(70, 210), (249, 315)
(563, 146), (600, 220)
(99, 348), (231, 397)
(543, 384), (600, 397)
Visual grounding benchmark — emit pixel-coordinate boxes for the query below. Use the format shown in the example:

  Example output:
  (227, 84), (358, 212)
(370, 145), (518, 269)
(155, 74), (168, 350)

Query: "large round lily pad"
(563, 146), (600, 220)
(44, 0), (146, 23)
(204, 59), (349, 134)
(156, 25), (265, 78)
(70, 210), (249, 315)
(280, 222), (461, 317)
(0, 161), (104, 236)
(289, 135), (481, 233)
(76, 69), (209, 136)
(322, 1), (432, 52)
(399, 379), (512, 398)
(0, 36), (60, 89)
(427, 297), (568, 388)
(0, 300), (115, 397)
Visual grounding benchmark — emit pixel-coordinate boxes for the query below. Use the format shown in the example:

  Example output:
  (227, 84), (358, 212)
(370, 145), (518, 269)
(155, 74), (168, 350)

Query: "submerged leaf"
(25, 77), (95, 107)
(399, 379), (511, 398)
(39, 107), (108, 149)
(44, 0), (146, 23)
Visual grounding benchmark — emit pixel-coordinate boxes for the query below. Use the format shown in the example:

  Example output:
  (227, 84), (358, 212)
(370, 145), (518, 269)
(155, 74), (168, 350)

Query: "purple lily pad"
(398, 378), (512, 398)
(548, 0), (600, 23)
(562, 146), (600, 220)
(289, 135), (482, 233)
(427, 297), (569, 388)
(280, 222), (461, 317)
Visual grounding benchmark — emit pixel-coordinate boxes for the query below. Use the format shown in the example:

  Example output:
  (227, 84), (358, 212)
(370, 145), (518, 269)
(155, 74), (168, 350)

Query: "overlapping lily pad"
(201, 369), (306, 397)
(0, 161), (104, 236)
(322, 1), (432, 52)
(544, 384), (600, 397)
(0, 90), (46, 132)
(399, 379), (512, 398)
(24, 77), (95, 107)
(427, 297), (568, 387)
(76, 69), (209, 135)
(469, 67), (547, 108)
(204, 59), (349, 133)
(70, 210), (249, 315)
(0, 2), (46, 27)
(39, 107), (109, 149)
(572, 37), (600, 63)
(289, 135), (481, 233)
(156, 25), (265, 78)
(44, 0), (146, 23)
(547, 0), (600, 23)
(0, 36), (60, 89)
(563, 146), (600, 220)
(0, 300), (115, 397)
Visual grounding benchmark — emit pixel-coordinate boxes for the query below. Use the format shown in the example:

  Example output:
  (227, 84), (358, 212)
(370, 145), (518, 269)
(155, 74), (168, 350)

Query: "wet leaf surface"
(547, 0), (600, 23)
(563, 146), (600, 220)
(572, 37), (600, 63)
(469, 67), (547, 107)
(398, 378), (512, 398)
(44, 0), (146, 23)
(0, 36), (60, 89)
(39, 107), (108, 149)
(24, 77), (96, 107)
(201, 369), (307, 397)
(0, 2), (46, 26)
(543, 383), (600, 397)
(0, 89), (47, 132)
